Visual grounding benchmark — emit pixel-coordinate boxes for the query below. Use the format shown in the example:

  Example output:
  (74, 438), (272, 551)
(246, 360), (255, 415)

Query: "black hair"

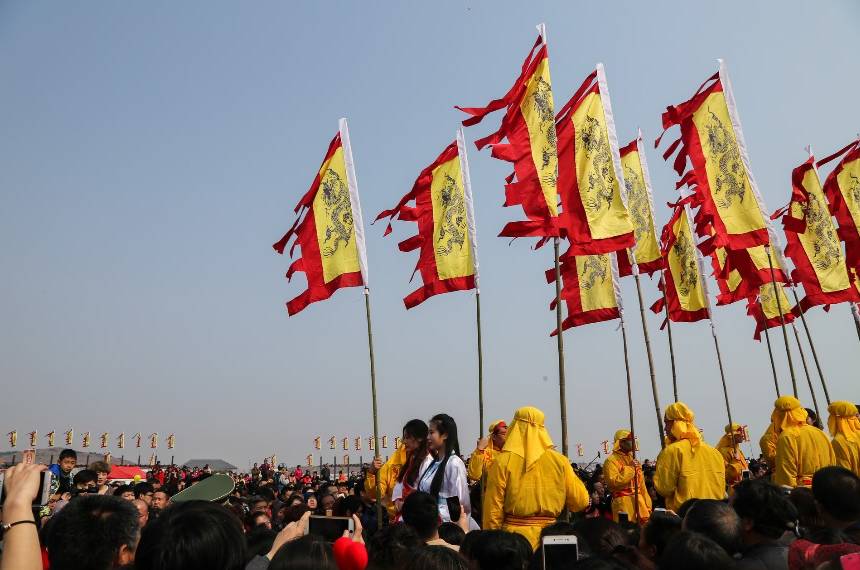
(89, 460), (110, 474)
(268, 534), (337, 570)
(789, 487), (824, 530)
(812, 466), (860, 523)
(367, 524), (423, 570)
(675, 498), (700, 519)
(428, 414), (460, 498)
(571, 517), (628, 557)
(113, 484), (134, 497)
(732, 479), (798, 540)
(659, 531), (737, 570)
(402, 491), (440, 541)
(46, 495), (139, 570)
(73, 469), (98, 486)
(135, 482), (155, 498)
(641, 511), (681, 562)
(804, 408), (823, 429)
(135, 500), (247, 570)
(398, 419), (430, 486)
(437, 522), (466, 547)
(245, 527), (276, 564)
(459, 529), (531, 570)
(333, 495), (364, 518)
(682, 499), (741, 555)
(404, 545), (469, 570)
(58, 448), (77, 461)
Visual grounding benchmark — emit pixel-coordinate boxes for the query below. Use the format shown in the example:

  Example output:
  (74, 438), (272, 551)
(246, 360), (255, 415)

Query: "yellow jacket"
(483, 448), (589, 550)
(364, 445), (407, 520)
(654, 439), (726, 513)
(716, 435), (749, 486)
(828, 401), (860, 477)
(773, 425), (836, 487)
(467, 445), (501, 482)
(760, 424), (777, 466)
(603, 451), (652, 523)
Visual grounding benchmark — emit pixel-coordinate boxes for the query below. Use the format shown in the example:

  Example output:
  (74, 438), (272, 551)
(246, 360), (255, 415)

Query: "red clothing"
(333, 537), (367, 570)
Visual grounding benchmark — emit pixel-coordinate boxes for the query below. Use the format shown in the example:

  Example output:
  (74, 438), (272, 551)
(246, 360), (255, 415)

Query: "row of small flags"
(6, 430), (175, 449)
(313, 436), (396, 451)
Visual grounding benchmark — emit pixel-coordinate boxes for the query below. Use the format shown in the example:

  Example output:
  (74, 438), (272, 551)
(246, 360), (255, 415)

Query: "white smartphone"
(0, 471), (53, 506)
(542, 534), (578, 569)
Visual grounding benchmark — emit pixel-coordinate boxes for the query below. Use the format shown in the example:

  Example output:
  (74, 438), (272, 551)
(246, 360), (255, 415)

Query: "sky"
(1, 1), (858, 470)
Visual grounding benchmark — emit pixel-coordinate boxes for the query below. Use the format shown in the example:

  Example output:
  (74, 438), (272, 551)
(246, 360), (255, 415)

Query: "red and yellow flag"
(776, 156), (860, 311)
(819, 138), (860, 272)
(375, 130), (479, 308)
(456, 25), (559, 238)
(710, 242), (787, 306)
(273, 119), (369, 315)
(617, 132), (662, 276)
(746, 281), (796, 341)
(546, 251), (621, 333)
(650, 204), (710, 324)
(657, 61), (771, 253)
(555, 65), (634, 254)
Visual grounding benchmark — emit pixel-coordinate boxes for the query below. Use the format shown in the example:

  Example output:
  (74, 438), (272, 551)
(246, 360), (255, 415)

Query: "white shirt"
(416, 452), (475, 527)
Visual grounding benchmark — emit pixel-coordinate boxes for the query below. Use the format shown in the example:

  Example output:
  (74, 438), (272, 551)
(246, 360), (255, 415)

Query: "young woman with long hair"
(415, 414), (474, 526)
(391, 419), (430, 516)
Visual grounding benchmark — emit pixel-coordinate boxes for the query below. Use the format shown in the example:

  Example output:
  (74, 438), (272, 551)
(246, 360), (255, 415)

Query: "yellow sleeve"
(653, 446), (680, 503)
(760, 427), (776, 465)
(832, 436), (850, 470)
(483, 455), (507, 529)
(467, 448), (487, 481)
(564, 461), (590, 513)
(773, 433), (798, 487)
(603, 456), (634, 492)
(364, 472), (378, 498)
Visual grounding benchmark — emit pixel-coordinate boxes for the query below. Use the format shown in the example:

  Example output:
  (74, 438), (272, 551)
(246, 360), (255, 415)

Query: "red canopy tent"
(107, 465), (147, 481)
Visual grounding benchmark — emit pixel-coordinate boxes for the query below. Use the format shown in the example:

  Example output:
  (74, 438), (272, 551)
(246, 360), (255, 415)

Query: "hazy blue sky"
(1, 1), (858, 470)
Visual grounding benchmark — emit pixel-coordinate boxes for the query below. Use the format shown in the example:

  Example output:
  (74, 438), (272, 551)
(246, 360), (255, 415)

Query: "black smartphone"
(618, 511), (629, 524)
(542, 535), (578, 569)
(742, 470), (751, 480)
(445, 495), (462, 522)
(0, 471), (53, 506)
(307, 515), (353, 542)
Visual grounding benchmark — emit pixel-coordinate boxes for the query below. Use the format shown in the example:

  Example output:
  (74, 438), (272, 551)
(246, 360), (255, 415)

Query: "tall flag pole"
(272, 118), (382, 527)
(457, 24), (569, 454)
(790, 319), (822, 422)
(375, 128), (483, 435)
(618, 131), (666, 447)
(761, 321), (782, 396)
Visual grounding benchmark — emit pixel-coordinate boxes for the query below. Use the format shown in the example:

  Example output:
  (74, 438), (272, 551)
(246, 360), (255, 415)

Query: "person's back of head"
(460, 530), (531, 570)
(731, 479), (798, 541)
(404, 545), (469, 570)
(813, 466), (860, 526)
(675, 498), (699, 519)
(572, 517), (628, 557)
(659, 531), (736, 570)
(437, 522), (466, 547)
(568, 556), (631, 569)
(790, 487), (824, 530)
(135, 482), (154, 498)
(402, 491), (441, 541)
(245, 527), (276, 564)
(46, 494), (139, 570)
(135, 500), (246, 570)
(368, 523), (423, 570)
(640, 512), (682, 563)
(268, 534), (337, 570)
(682, 499), (741, 555)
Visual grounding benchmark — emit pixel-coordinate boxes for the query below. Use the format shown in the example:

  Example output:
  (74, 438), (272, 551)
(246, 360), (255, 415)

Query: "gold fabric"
(827, 401), (860, 476)
(502, 406), (555, 472)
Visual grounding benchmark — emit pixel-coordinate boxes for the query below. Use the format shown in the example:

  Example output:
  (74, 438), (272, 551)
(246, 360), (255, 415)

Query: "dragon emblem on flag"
(672, 231), (700, 296)
(319, 168), (354, 257)
(580, 255), (608, 291)
(803, 193), (842, 271)
(579, 115), (616, 214)
(530, 77), (558, 185)
(623, 164), (649, 245)
(704, 109), (747, 210)
(848, 173), (860, 210)
(435, 174), (467, 257)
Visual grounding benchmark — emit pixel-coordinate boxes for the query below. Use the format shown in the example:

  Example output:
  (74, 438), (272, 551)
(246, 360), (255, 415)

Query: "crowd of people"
(1, 397), (859, 569)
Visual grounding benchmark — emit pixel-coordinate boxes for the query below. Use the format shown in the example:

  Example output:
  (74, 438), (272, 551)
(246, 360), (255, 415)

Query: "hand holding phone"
(307, 515), (354, 542)
(542, 535), (578, 569)
(0, 464), (51, 508)
(445, 495), (462, 523)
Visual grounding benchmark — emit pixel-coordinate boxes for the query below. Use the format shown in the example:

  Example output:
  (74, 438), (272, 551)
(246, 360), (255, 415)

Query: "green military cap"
(170, 473), (235, 503)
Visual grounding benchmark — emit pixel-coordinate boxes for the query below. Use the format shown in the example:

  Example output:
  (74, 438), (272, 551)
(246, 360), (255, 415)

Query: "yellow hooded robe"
(827, 401), (860, 477)
(771, 396), (836, 487)
(603, 429), (652, 524)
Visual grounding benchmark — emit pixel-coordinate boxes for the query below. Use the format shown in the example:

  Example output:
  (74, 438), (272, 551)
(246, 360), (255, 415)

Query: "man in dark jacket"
(732, 479), (798, 570)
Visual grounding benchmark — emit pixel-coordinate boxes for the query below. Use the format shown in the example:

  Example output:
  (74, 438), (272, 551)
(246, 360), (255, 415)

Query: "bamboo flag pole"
(660, 278), (679, 402)
(852, 303), (860, 344)
(634, 268), (666, 448)
(476, 292), (485, 435)
(788, 285), (831, 405)
(762, 321), (781, 396)
(553, 238), (569, 458)
(791, 321), (821, 421)
(765, 249), (798, 396)
(363, 288), (384, 528)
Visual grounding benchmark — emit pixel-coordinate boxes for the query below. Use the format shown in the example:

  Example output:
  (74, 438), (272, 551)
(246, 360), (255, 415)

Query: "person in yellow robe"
(716, 423), (749, 487)
(467, 420), (508, 482)
(603, 429), (651, 524)
(771, 396), (836, 488)
(826, 401), (860, 477)
(365, 443), (407, 521)
(653, 402), (726, 513)
(759, 423), (777, 467)
(483, 406), (589, 550)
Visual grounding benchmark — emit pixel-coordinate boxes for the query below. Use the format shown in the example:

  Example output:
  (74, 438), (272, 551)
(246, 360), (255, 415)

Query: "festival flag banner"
(29, 431), (37, 447)
(657, 60), (772, 254)
(746, 281), (796, 340)
(328, 436), (336, 450)
(776, 155), (859, 311)
(65, 429), (74, 446)
(618, 132), (662, 276)
(118, 433), (125, 449)
(8, 431), (17, 447)
(273, 119), (369, 315)
(314, 437), (321, 450)
(456, 24), (560, 238)
(546, 251), (622, 333)
(100, 433), (109, 449)
(710, 242), (787, 306)
(555, 64), (634, 254)
(46, 431), (55, 447)
(375, 130), (479, 308)
(167, 434), (175, 449)
(150, 433), (158, 449)
(818, 138), (860, 271)
(82, 432), (91, 448)
(133, 433), (142, 448)
(651, 204), (710, 324)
